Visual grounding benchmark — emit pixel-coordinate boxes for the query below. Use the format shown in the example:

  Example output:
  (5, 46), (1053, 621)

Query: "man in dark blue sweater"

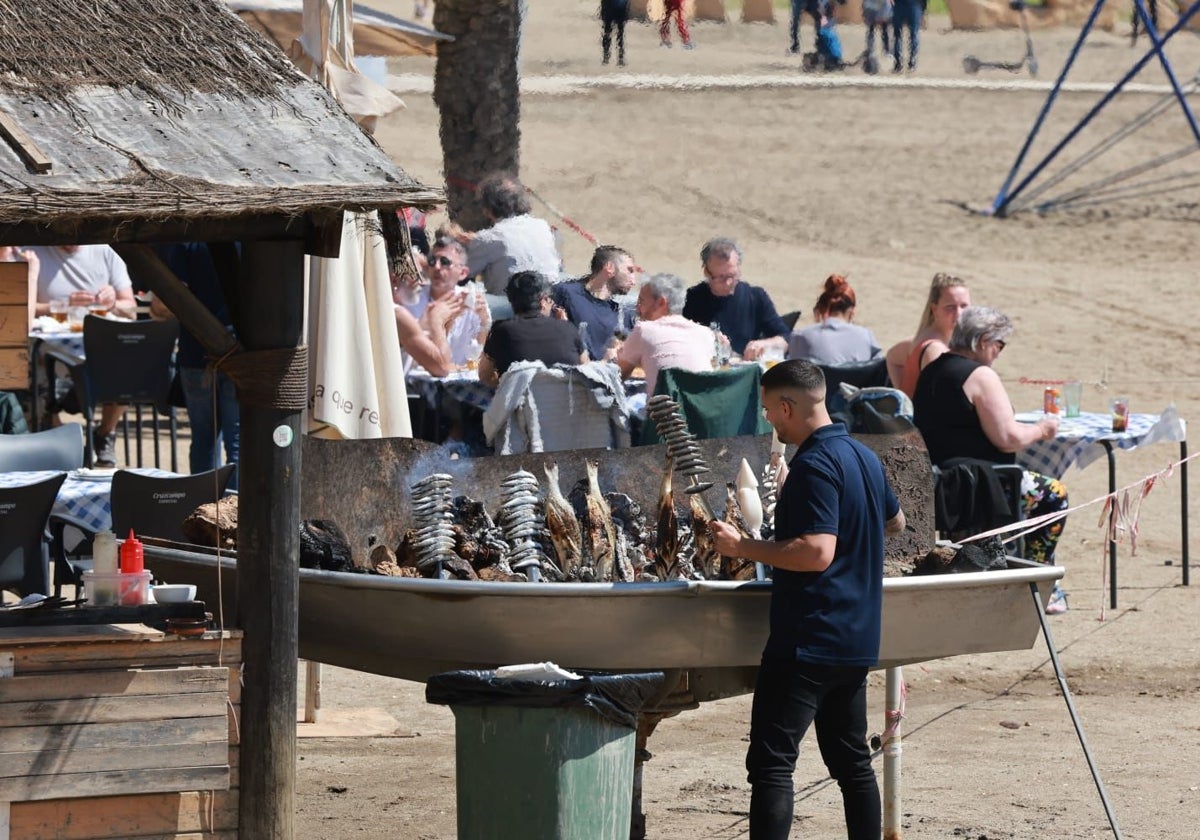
(682, 237), (789, 361)
(710, 359), (906, 840)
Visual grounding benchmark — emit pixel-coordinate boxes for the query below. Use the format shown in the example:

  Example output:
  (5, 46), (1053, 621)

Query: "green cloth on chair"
(639, 366), (771, 445)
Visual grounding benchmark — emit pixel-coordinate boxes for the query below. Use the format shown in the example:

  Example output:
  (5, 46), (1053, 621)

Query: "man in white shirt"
(446, 173), (562, 296)
(617, 273), (715, 395)
(397, 237), (491, 367)
(30, 245), (137, 466)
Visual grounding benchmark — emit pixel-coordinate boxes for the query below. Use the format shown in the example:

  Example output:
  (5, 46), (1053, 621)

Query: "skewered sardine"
(721, 483), (758, 581)
(581, 460), (617, 581)
(654, 464), (680, 580)
(689, 493), (718, 580)
(543, 463), (584, 578)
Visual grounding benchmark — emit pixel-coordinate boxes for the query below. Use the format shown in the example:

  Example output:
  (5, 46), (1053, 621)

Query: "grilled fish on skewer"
(581, 460), (617, 581)
(543, 463), (584, 578)
(720, 483), (758, 581)
(655, 464), (680, 580)
(496, 470), (547, 582)
(689, 493), (718, 580)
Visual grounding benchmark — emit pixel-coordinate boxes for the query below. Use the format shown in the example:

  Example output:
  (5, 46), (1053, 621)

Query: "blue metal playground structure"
(990, 0), (1200, 216)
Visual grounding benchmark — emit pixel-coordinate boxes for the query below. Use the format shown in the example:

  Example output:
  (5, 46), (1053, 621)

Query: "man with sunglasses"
(398, 237), (491, 369)
(710, 359), (905, 840)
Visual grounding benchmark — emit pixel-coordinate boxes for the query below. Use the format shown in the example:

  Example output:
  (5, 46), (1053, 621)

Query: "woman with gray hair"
(616, 273), (714, 395)
(912, 306), (1070, 610)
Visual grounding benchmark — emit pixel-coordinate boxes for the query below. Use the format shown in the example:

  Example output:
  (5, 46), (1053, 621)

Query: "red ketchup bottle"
(120, 529), (145, 573)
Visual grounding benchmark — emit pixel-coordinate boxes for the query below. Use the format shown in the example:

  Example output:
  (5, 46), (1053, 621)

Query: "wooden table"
(0, 624), (241, 840)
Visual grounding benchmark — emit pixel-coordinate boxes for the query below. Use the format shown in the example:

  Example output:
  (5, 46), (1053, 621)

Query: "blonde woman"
(885, 273), (970, 397)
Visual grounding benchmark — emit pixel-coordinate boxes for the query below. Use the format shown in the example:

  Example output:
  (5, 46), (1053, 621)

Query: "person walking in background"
(600, 0), (630, 65)
(150, 243), (240, 489)
(709, 359), (905, 839)
(862, 0), (893, 73)
(892, 0), (924, 72)
(660, 0), (693, 49)
(788, 0), (821, 55)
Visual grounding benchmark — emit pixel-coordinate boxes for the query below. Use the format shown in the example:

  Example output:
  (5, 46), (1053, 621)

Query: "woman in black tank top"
(912, 307), (1071, 586)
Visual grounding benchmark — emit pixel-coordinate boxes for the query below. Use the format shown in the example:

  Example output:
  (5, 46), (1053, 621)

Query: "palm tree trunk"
(433, 0), (523, 230)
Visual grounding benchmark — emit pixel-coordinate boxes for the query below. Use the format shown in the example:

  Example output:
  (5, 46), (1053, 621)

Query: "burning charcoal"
(543, 463), (584, 578)
(182, 496), (238, 549)
(369, 543), (402, 576)
(452, 495), (498, 534)
(606, 491), (649, 579)
(300, 519), (355, 572)
(478, 565), (528, 582)
(442, 555), (479, 581)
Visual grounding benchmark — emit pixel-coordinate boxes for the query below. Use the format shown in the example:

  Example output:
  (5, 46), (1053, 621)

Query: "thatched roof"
(0, 0), (441, 244)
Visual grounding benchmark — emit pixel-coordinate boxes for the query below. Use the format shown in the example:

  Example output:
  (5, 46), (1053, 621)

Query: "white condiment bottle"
(93, 529), (119, 575)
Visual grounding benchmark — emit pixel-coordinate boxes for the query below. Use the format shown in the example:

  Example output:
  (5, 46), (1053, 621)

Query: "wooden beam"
(0, 110), (52, 173)
(234, 240), (304, 840)
(112, 244), (238, 363)
(0, 214), (309, 248)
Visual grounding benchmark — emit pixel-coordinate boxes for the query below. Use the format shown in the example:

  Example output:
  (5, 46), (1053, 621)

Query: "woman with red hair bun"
(786, 274), (882, 365)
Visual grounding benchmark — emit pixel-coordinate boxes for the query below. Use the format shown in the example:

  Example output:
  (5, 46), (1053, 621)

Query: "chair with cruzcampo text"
(639, 365), (771, 446)
(44, 316), (180, 469)
(0, 473), (67, 598)
(51, 466), (235, 597)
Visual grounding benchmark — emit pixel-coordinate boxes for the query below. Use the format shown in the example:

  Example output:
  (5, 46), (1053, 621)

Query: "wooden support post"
(1, 651), (11, 840)
(235, 240), (305, 840)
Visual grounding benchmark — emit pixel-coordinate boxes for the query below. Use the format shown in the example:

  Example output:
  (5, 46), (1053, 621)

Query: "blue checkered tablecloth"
(407, 368), (496, 410)
(0, 468), (175, 532)
(29, 329), (85, 357)
(1017, 408), (1187, 479)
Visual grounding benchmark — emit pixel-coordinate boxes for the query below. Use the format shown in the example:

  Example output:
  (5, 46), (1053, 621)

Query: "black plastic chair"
(780, 310), (803, 331)
(0, 423), (85, 472)
(51, 466), (235, 596)
(931, 460), (1026, 557)
(111, 465), (236, 544)
(44, 316), (180, 469)
(0, 473), (67, 598)
(818, 358), (890, 418)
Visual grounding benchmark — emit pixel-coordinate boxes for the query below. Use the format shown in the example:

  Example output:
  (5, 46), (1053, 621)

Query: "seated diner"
(912, 306), (1069, 612)
(478, 271), (587, 388)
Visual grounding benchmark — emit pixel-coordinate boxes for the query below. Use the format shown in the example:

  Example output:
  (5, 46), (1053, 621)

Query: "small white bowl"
(152, 584), (197, 603)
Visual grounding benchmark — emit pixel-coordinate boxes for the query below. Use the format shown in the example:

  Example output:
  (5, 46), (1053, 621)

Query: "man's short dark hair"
(430, 236), (468, 263)
(589, 245), (630, 275)
(700, 236), (743, 266)
(477, 173), (531, 220)
(506, 271), (551, 315)
(761, 359), (826, 396)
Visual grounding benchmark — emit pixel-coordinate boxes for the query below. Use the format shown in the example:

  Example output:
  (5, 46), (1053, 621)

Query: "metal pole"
(882, 666), (903, 840)
(1181, 440), (1190, 586)
(1104, 441), (1118, 609)
(990, 0), (1109, 215)
(1130, 0), (1200, 146)
(995, 0), (1200, 216)
(1030, 583), (1124, 838)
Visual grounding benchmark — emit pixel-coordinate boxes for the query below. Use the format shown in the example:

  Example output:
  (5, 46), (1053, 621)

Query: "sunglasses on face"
(430, 255), (457, 268)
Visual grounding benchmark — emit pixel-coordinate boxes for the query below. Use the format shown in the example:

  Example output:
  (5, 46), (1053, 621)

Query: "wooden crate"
(0, 624), (242, 840)
(0, 260), (34, 390)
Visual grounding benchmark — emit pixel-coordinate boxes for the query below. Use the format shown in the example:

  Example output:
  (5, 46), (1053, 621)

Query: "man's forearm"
(737, 534), (834, 573)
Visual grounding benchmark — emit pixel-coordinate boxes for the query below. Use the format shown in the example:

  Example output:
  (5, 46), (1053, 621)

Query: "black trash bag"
(426, 669), (666, 730)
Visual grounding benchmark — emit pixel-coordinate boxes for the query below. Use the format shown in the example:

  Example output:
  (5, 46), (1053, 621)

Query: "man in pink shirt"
(617, 273), (713, 395)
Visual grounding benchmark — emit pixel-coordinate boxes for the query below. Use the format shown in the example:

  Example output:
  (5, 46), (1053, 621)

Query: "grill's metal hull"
(146, 545), (1061, 700)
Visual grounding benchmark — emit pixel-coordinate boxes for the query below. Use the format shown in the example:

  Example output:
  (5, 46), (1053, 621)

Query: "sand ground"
(295, 4), (1199, 838)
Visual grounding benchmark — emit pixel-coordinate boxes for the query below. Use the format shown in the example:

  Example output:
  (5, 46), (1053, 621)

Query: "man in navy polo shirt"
(710, 359), (905, 840)
(551, 245), (637, 362)
(682, 237), (789, 361)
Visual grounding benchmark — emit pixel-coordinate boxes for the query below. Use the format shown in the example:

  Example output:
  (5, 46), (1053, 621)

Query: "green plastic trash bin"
(427, 669), (665, 840)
